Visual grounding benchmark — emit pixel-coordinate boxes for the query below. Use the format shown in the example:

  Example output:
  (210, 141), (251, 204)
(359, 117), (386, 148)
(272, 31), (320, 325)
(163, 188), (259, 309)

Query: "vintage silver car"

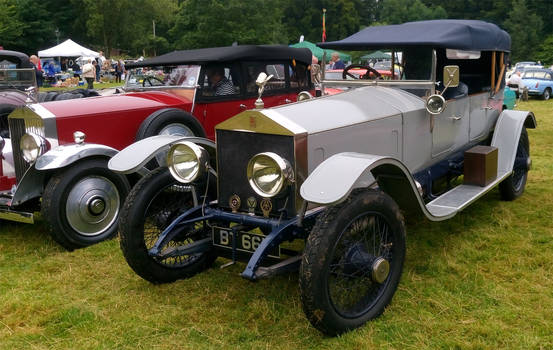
(109, 20), (536, 335)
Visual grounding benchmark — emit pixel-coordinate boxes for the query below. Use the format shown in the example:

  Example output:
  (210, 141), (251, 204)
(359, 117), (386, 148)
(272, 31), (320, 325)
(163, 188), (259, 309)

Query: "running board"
(425, 170), (511, 218)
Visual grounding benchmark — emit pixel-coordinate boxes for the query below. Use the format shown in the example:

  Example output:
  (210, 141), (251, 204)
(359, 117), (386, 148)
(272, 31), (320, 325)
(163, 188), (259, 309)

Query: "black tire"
(542, 88), (551, 101)
(499, 128), (530, 201)
(0, 104), (16, 138)
(119, 167), (216, 284)
(135, 108), (205, 141)
(41, 158), (130, 250)
(300, 189), (406, 335)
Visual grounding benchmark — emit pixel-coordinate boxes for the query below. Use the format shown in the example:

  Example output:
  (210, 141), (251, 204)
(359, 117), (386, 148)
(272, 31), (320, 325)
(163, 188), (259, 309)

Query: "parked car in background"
(110, 20), (535, 335)
(0, 45), (315, 250)
(520, 68), (553, 100)
(0, 50), (36, 138)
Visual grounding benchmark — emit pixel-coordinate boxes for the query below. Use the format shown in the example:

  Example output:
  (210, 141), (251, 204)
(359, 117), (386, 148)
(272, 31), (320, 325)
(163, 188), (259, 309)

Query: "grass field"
(1, 99), (552, 349)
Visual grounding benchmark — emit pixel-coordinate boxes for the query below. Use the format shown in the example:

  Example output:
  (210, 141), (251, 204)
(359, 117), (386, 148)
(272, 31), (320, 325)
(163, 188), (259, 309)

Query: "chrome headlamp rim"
(20, 132), (48, 163)
(167, 141), (209, 184)
(425, 94), (446, 115)
(247, 152), (294, 198)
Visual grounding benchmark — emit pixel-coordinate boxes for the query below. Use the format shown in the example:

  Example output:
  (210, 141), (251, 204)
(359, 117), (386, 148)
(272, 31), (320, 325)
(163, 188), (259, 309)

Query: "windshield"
(125, 65), (201, 89)
(0, 68), (36, 90)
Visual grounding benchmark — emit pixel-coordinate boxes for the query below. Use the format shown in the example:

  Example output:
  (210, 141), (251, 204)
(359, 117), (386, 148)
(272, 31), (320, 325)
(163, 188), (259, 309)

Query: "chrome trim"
(35, 143), (118, 171)
(247, 152), (294, 198)
(167, 141), (209, 184)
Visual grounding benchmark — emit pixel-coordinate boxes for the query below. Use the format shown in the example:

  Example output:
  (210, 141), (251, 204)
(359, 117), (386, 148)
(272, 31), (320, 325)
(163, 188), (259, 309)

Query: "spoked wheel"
(300, 189), (406, 335)
(499, 127), (530, 201)
(119, 167), (216, 284)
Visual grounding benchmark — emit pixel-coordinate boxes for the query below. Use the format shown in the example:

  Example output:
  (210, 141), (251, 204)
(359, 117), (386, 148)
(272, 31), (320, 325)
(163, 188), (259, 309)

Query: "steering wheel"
(142, 76), (164, 87)
(342, 64), (382, 80)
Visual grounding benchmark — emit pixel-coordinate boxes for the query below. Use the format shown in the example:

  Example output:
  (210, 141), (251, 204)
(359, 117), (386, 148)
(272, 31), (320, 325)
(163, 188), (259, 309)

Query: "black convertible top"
(319, 20), (510, 52)
(127, 45), (313, 68)
(0, 50), (33, 69)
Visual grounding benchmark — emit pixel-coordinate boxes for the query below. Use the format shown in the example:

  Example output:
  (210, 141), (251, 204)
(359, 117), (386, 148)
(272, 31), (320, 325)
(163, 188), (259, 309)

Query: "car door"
(431, 95), (470, 158)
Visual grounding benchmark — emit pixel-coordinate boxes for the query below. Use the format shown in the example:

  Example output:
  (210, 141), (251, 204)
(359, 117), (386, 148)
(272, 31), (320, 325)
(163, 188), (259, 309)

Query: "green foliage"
(170, 0), (287, 49)
(0, 99), (552, 349)
(379, 0), (447, 24)
(535, 35), (553, 66)
(0, 0), (25, 46)
(504, 0), (543, 62)
(1, 0), (551, 61)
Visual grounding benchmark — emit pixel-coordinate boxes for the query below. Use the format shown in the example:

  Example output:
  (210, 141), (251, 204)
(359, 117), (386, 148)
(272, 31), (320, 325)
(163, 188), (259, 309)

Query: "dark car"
(0, 50), (36, 137)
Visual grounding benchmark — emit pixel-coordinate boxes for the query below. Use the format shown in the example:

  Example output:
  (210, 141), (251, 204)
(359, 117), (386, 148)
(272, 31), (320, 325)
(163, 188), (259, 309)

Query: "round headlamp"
(167, 141), (209, 183)
(247, 152), (294, 198)
(20, 132), (48, 163)
(425, 94), (446, 115)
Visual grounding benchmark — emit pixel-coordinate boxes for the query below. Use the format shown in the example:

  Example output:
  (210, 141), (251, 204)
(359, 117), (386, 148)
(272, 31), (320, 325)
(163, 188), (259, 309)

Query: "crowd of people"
(28, 50), (126, 89)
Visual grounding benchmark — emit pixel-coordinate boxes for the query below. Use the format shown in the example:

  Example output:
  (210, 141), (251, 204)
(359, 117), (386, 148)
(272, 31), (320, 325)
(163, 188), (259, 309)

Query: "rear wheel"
(41, 158), (130, 250)
(499, 128), (530, 201)
(119, 167), (216, 284)
(542, 88), (551, 100)
(300, 189), (406, 335)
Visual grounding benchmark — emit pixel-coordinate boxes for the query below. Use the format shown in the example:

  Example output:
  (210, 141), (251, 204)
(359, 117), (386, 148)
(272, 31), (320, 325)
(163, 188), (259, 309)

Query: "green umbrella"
(360, 50), (391, 60)
(290, 41), (351, 63)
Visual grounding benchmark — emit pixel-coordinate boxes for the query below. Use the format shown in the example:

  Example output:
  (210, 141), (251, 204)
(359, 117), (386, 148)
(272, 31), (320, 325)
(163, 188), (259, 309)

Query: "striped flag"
(322, 8), (327, 42)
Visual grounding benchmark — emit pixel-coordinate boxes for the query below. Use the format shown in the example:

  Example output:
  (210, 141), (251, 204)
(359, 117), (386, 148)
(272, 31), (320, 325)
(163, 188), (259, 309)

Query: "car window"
(200, 64), (241, 97)
(245, 63), (287, 95)
(290, 62), (309, 90)
(125, 65), (200, 89)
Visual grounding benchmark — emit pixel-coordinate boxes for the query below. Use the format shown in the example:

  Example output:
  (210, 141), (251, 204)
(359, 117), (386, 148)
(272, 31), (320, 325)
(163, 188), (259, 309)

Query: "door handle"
(239, 104), (247, 109)
(482, 106), (493, 110)
(285, 98), (292, 103)
(449, 115), (462, 121)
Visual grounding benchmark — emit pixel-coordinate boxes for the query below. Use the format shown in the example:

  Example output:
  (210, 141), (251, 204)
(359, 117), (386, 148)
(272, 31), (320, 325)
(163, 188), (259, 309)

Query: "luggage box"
(464, 145), (498, 186)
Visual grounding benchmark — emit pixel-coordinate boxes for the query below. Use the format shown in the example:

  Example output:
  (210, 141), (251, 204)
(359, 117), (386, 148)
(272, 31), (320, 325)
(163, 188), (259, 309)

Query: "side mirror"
(425, 94), (446, 115)
(443, 65), (459, 88)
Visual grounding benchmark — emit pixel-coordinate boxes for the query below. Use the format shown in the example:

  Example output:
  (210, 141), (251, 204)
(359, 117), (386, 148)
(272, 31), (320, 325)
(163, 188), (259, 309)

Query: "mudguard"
(35, 143), (118, 171)
(490, 110), (536, 174)
(300, 152), (455, 221)
(108, 135), (215, 174)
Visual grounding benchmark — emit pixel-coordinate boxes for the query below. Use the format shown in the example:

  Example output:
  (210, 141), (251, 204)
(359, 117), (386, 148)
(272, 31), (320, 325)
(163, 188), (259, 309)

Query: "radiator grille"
(9, 116), (45, 182)
(216, 130), (296, 218)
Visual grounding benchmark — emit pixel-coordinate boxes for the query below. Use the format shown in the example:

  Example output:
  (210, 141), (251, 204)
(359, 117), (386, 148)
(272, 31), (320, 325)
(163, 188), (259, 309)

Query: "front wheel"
(300, 189), (406, 335)
(119, 167), (216, 284)
(41, 158), (130, 250)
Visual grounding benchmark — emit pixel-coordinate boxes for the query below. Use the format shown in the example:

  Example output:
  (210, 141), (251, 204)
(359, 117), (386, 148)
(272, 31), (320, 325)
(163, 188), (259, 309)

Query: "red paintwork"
(0, 85), (310, 191)
(43, 91), (194, 150)
(43, 89), (304, 149)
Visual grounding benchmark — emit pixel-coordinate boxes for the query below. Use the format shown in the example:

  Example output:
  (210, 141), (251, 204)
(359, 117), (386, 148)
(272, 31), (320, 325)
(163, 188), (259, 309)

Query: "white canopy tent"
(38, 39), (99, 58)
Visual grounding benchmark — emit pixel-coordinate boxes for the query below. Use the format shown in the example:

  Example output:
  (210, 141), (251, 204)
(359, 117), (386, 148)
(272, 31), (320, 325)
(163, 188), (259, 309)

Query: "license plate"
(212, 227), (280, 258)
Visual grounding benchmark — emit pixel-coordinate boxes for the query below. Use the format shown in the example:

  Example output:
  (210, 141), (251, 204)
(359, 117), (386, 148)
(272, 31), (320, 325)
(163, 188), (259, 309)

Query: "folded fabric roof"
(319, 20), (510, 52)
(127, 45), (313, 68)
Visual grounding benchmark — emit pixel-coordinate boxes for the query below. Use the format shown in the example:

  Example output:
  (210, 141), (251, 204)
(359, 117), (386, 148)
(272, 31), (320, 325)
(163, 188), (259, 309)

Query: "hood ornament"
(254, 72), (273, 109)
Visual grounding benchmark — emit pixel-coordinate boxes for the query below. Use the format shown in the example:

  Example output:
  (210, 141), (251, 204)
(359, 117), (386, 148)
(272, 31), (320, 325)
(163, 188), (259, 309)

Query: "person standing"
(82, 59), (96, 89)
(330, 52), (345, 70)
(96, 51), (106, 82)
(29, 55), (43, 87)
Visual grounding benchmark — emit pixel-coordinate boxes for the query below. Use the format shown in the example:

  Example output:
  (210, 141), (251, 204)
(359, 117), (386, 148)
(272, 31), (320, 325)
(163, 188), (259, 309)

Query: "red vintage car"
(0, 45), (314, 250)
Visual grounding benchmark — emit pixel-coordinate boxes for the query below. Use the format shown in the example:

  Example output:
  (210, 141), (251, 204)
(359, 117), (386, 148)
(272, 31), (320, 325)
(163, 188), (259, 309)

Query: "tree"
(503, 0), (543, 62)
(535, 35), (553, 65)
(0, 0), (25, 48)
(379, 0), (447, 24)
(170, 0), (286, 49)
